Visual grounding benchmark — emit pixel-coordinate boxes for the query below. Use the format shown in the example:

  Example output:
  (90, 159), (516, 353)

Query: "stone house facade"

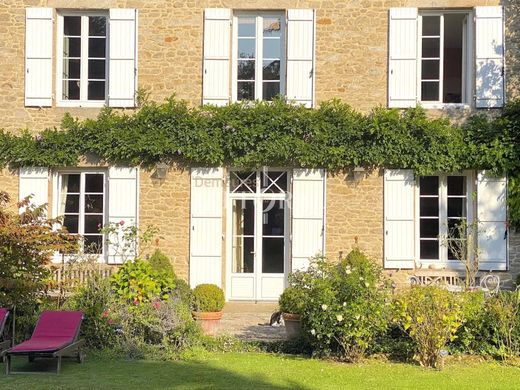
(0, 1), (518, 300)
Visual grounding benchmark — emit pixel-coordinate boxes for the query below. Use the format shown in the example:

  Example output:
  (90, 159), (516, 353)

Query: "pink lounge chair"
(0, 308), (10, 354)
(4, 310), (85, 374)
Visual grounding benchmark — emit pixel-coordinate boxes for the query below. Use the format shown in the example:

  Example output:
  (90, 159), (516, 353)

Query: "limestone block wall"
(1, 0), (516, 134)
(139, 167), (191, 280)
(0, 168), (20, 212)
(325, 170), (384, 262)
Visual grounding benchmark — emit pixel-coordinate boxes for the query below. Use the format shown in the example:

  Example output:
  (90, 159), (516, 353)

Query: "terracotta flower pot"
(282, 312), (301, 340)
(192, 311), (223, 336)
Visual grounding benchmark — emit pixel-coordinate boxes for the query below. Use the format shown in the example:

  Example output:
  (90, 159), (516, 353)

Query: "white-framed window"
(56, 11), (108, 107)
(418, 10), (472, 105)
(57, 171), (106, 255)
(416, 173), (474, 265)
(232, 12), (286, 102)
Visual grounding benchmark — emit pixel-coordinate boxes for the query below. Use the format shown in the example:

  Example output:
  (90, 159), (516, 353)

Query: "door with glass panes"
(227, 170), (289, 300)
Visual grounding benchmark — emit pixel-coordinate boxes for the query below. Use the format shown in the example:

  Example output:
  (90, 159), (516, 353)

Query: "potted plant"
(279, 286), (305, 340)
(191, 284), (225, 336)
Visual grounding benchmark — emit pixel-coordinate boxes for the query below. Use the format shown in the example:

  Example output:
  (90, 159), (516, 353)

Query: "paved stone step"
(218, 302), (286, 341)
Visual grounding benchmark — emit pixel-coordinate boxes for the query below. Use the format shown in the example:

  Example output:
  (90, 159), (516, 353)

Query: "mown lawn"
(1, 352), (519, 389)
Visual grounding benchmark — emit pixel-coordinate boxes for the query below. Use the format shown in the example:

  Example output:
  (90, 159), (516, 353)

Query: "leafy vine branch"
(0, 96), (520, 225)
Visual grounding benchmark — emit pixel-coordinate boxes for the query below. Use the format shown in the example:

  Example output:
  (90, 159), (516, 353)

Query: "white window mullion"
(79, 172), (86, 251)
(439, 14), (445, 104)
(439, 175), (448, 262)
(80, 16), (89, 102)
(255, 15), (263, 100)
(417, 16), (423, 103)
(280, 20), (287, 97)
(462, 15), (468, 103)
(231, 15), (238, 102)
(56, 15), (64, 104)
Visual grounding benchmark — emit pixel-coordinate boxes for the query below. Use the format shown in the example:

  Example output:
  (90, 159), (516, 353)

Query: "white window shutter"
(477, 171), (507, 271)
(19, 167), (49, 213)
(388, 8), (418, 108)
(109, 9), (138, 108)
(25, 8), (53, 107)
(107, 167), (138, 264)
(202, 9), (231, 106)
(190, 168), (223, 287)
(291, 169), (325, 271)
(384, 169), (415, 269)
(475, 6), (505, 108)
(286, 9), (316, 108)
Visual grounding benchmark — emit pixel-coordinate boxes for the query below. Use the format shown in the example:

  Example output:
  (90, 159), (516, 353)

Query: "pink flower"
(133, 298), (140, 305)
(119, 220), (125, 226)
(102, 310), (109, 318)
(153, 301), (161, 310)
(108, 319), (113, 325)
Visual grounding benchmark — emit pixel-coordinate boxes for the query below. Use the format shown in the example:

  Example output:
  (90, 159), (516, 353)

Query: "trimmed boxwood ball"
(192, 284), (225, 312)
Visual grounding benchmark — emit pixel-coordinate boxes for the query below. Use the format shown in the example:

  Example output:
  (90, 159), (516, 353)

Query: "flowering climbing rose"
(336, 314), (343, 322)
(321, 304), (328, 311)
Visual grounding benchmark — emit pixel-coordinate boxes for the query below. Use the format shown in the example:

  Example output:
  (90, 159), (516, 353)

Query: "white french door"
(227, 170), (289, 300)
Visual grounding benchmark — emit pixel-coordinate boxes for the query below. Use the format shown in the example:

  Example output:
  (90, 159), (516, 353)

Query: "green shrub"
(192, 284), (225, 312)
(374, 324), (415, 362)
(450, 291), (486, 354)
(480, 290), (520, 358)
(111, 258), (175, 304)
(149, 249), (175, 279)
(295, 250), (390, 362)
(279, 286), (306, 314)
(393, 286), (464, 369)
(173, 278), (193, 307)
(64, 277), (117, 349)
(515, 274), (520, 289)
(112, 296), (201, 359)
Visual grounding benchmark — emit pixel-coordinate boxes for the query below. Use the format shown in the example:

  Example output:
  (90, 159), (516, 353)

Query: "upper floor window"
(419, 12), (471, 105)
(388, 6), (504, 109)
(57, 13), (108, 105)
(233, 13), (286, 102)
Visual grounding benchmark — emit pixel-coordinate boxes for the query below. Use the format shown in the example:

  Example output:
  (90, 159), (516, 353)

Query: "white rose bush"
(286, 250), (391, 362)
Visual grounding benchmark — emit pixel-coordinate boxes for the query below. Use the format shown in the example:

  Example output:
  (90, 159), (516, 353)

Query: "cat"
(269, 311), (284, 327)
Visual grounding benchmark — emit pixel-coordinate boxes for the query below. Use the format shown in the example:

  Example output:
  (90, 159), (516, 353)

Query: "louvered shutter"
(19, 167), (49, 212)
(25, 8), (53, 107)
(475, 6), (504, 108)
(477, 171), (507, 271)
(107, 167), (138, 264)
(286, 9), (316, 108)
(384, 170), (415, 269)
(108, 9), (138, 108)
(190, 168), (223, 287)
(291, 169), (325, 271)
(388, 8), (418, 108)
(202, 9), (231, 106)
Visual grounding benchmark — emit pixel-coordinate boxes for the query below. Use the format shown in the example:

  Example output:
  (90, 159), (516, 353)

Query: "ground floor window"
(58, 171), (106, 254)
(418, 173), (471, 264)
